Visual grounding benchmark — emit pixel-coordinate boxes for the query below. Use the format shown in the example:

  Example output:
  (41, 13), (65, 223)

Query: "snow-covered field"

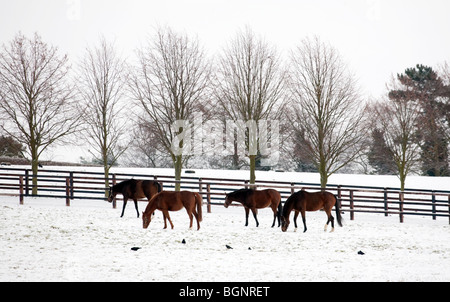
(1, 193), (449, 282)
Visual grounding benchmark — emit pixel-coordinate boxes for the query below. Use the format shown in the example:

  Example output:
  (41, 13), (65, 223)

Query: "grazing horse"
(142, 191), (203, 230)
(107, 179), (162, 218)
(224, 188), (282, 227)
(281, 190), (343, 233)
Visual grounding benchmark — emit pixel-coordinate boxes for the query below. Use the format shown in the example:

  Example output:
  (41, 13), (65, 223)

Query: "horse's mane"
(282, 191), (304, 216)
(228, 188), (254, 198)
(113, 179), (137, 191)
(282, 193), (294, 217)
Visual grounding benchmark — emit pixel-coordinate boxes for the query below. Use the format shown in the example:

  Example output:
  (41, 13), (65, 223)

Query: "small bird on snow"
(226, 245), (233, 249)
(131, 247), (141, 251)
(358, 250), (365, 255)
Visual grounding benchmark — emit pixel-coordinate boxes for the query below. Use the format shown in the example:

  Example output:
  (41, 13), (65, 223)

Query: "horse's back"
(152, 191), (183, 211)
(250, 189), (280, 208)
(158, 190), (197, 203)
(304, 191), (336, 210)
(265, 189), (281, 201)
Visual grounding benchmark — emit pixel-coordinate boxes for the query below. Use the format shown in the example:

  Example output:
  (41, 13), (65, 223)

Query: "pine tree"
(389, 64), (450, 176)
(367, 129), (397, 175)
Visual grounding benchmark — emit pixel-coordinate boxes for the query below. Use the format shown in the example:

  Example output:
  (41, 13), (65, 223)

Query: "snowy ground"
(1, 194), (449, 282)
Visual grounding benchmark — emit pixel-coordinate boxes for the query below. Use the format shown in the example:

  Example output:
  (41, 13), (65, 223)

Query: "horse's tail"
(155, 181), (162, 193)
(195, 192), (203, 222)
(277, 201), (282, 216)
(334, 194), (343, 227)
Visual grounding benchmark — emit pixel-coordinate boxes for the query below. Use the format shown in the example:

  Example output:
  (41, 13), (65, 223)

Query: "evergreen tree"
(389, 64), (450, 176)
(0, 135), (25, 158)
(367, 129), (397, 175)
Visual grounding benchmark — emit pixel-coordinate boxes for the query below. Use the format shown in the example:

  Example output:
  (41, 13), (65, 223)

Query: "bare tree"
(130, 26), (211, 190)
(77, 37), (129, 193)
(215, 27), (285, 184)
(438, 61), (450, 141)
(369, 79), (422, 190)
(288, 36), (367, 188)
(0, 32), (80, 194)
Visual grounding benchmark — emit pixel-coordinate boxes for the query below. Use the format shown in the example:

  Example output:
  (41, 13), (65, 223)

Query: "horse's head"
(281, 216), (289, 232)
(107, 187), (114, 203)
(142, 211), (152, 229)
(224, 194), (232, 208)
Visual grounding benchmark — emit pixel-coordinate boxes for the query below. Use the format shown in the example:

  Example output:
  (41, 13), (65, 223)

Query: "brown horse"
(224, 188), (282, 227)
(281, 190), (343, 233)
(142, 191), (203, 230)
(107, 179), (162, 218)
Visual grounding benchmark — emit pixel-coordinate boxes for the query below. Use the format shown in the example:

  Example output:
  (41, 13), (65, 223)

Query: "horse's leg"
(244, 207), (250, 227)
(251, 208), (259, 227)
(120, 197), (128, 217)
(186, 208), (194, 230)
(271, 204), (277, 228)
(161, 211), (167, 229)
(133, 199), (139, 218)
(165, 211), (174, 229)
(293, 210), (299, 232)
(301, 209), (307, 233)
(192, 208), (200, 230)
(327, 208), (335, 233)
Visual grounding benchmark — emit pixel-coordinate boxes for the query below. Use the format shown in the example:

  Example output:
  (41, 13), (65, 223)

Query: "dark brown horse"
(281, 190), (343, 233)
(107, 179), (162, 218)
(224, 188), (282, 227)
(142, 191), (203, 230)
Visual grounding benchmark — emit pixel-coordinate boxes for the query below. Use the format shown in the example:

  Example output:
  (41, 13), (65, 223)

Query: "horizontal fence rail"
(0, 167), (449, 224)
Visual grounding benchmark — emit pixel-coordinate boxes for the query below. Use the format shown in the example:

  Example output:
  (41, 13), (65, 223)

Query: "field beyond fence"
(1, 167), (449, 224)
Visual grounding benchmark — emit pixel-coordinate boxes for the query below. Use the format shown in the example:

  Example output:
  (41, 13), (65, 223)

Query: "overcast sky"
(1, 0), (449, 162)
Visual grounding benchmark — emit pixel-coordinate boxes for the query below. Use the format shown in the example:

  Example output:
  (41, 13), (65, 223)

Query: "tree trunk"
(319, 156), (328, 189)
(249, 154), (256, 185)
(174, 155), (182, 191)
(319, 169), (328, 189)
(31, 143), (38, 195)
(104, 165), (110, 198)
(31, 157), (38, 196)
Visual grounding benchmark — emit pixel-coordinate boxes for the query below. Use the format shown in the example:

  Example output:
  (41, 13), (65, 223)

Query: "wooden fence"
(1, 167), (449, 224)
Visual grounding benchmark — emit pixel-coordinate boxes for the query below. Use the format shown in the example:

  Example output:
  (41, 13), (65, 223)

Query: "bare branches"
(0, 32), (80, 193)
(129, 26), (211, 188)
(76, 37), (129, 189)
(216, 27), (285, 122)
(288, 36), (367, 187)
(77, 38), (128, 164)
(368, 83), (422, 190)
(215, 27), (286, 183)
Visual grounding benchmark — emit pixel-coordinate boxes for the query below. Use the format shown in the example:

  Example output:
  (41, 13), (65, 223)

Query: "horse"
(142, 191), (203, 230)
(107, 179), (162, 218)
(224, 188), (282, 227)
(281, 189), (343, 233)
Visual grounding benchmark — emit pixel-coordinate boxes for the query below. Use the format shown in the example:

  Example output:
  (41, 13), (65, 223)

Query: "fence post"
(199, 177), (203, 196)
(448, 195), (450, 225)
(399, 192), (404, 223)
(112, 174), (117, 209)
(65, 178), (70, 206)
(291, 183), (295, 194)
(206, 184), (211, 213)
(25, 169), (29, 196)
(337, 185), (342, 211)
(349, 190), (354, 220)
(431, 191), (436, 220)
(69, 172), (74, 200)
(383, 188), (388, 217)
(19, 176), (24, 205)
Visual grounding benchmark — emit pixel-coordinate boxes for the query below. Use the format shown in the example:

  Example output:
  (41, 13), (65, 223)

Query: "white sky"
(1, 0), (450, 162)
